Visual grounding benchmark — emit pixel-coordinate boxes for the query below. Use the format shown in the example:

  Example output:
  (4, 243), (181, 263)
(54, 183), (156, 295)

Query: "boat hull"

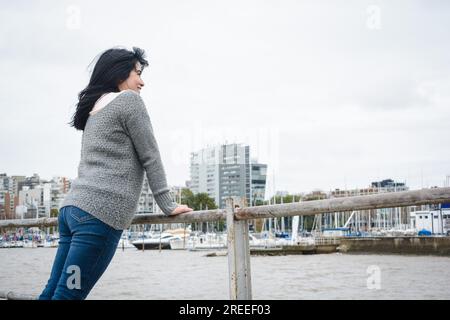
(132, 242), (171, 250)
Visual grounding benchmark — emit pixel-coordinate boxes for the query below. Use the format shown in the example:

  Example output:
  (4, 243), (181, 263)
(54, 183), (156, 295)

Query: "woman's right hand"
(169, 204), (193, 216)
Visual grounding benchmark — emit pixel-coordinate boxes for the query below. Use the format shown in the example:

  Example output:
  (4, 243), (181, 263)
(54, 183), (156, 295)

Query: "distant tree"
(179, 189), (219, 231)
(254, 200), (265, 206)
(193, 193), (217, 211)
(50, 208), (59, 218)
(180, 188), (195, 209)
(268, 194), (303, 204)
(49, 208), (59, 234)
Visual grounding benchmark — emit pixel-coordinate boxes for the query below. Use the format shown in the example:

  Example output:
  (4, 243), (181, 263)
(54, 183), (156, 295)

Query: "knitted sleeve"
(120, 91), (178, 215)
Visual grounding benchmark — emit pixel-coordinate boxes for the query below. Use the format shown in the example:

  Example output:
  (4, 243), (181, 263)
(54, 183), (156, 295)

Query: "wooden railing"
(1, 187), (450, 300)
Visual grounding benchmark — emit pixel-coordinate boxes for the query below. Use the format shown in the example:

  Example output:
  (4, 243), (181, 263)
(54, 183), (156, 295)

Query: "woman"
(38, 47), (193, 300)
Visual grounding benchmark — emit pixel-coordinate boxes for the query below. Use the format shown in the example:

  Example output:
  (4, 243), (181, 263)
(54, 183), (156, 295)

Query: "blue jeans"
(38, 205), (123, 300)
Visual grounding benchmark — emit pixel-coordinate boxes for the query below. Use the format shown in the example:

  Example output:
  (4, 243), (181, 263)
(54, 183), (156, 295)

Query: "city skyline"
(0, 170), (430, 197)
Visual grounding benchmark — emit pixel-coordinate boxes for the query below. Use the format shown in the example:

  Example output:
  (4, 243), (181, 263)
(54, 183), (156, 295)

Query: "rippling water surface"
(1, 248), (449, 299)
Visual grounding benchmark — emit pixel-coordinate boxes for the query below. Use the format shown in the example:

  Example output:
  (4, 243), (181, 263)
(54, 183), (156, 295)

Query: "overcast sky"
(1, 0), (449, 196)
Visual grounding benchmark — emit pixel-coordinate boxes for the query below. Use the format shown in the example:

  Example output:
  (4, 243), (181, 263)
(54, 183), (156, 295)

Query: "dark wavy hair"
(69, 46), (149, 131)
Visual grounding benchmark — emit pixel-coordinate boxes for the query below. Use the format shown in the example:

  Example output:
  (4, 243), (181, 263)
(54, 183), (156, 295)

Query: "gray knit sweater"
(62, 90), (178, 230)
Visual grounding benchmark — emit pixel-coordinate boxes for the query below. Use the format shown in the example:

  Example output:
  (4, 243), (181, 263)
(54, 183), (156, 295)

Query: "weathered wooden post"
(226, 197), (252, 300)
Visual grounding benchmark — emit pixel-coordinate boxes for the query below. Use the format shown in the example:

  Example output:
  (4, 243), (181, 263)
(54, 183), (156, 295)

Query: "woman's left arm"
(121, 91), (178, 215)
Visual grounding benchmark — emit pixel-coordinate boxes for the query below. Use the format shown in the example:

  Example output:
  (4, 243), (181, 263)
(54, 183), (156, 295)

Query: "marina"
(1, 188), (450, 300)
(4, 232), (450, 257)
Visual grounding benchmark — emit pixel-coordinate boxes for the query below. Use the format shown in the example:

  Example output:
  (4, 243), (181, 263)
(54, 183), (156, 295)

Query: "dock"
(250, 244), (339, 256)
(338, 236), (450, 256)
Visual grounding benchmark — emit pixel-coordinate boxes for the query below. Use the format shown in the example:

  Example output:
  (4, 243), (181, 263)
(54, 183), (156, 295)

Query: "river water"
(1, 248), (449, 299)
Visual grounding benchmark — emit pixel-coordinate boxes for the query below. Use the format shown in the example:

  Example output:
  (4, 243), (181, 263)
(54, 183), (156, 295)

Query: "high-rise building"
(0, 174), (9, 219)
(0, 174), (24, 218)
(190, 143), (266, 208)
(17, 174), (39, 192)
(50, 176), (71, 211)
(0, 190), (12, 219)
(18, 184), (51, 219)
(137, 175), (156, 213)
(251, 161), (267, 205)
(0, 173), (8, 190)
(136, 176), (181, 214)
(370, 179), (408, 192)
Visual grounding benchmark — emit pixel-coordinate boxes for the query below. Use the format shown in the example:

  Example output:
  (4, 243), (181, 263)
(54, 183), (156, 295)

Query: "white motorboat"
(132, 232), (182, 250)
(170, 232), (227, 251)
(170, 232), (291, 250)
